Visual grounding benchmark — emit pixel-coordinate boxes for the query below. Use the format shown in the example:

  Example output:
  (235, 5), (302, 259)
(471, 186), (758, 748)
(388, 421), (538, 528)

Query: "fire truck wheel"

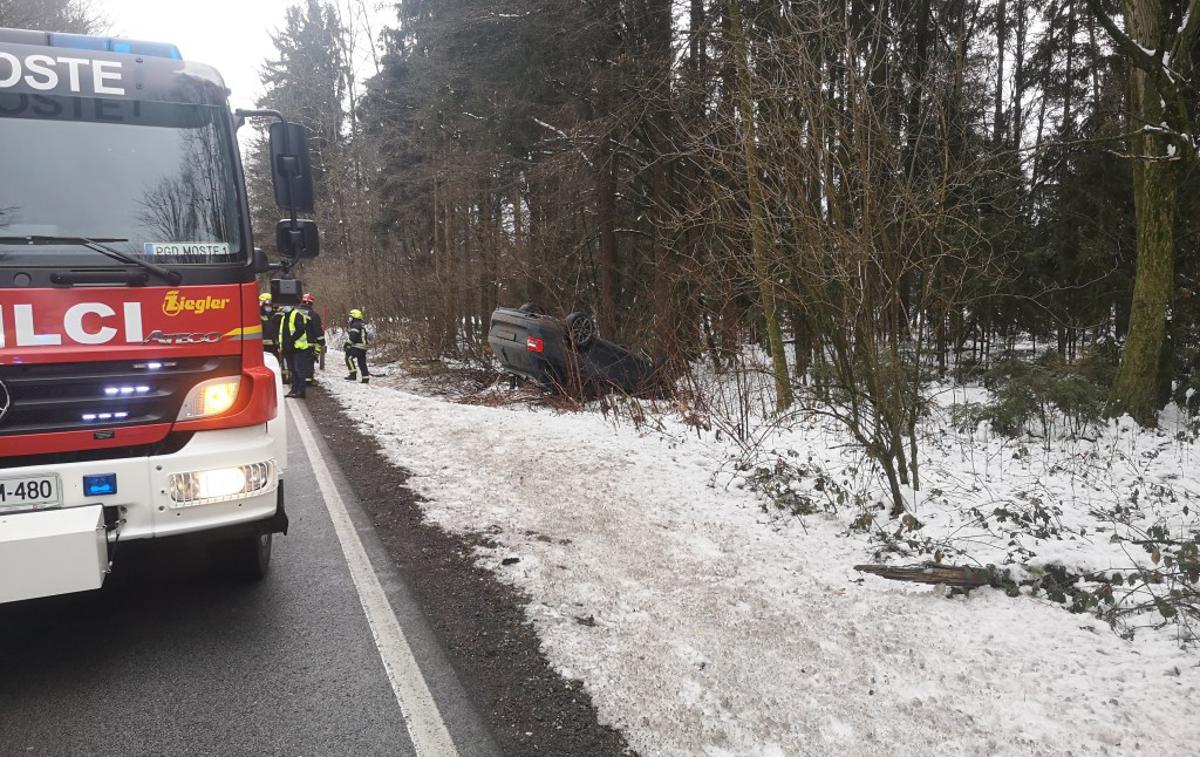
(231, 531), (273, 580)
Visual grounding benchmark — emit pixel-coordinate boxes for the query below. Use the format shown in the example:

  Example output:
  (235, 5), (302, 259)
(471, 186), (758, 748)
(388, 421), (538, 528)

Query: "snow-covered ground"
(324, 359), (1199, 756)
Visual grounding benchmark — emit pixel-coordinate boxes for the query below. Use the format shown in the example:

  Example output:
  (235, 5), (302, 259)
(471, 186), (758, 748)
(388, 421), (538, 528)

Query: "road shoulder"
(304, 388), (633, 757)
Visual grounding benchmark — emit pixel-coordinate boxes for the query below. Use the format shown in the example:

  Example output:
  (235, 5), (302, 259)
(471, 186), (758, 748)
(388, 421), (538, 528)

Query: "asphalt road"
(0, 402), (496, 757)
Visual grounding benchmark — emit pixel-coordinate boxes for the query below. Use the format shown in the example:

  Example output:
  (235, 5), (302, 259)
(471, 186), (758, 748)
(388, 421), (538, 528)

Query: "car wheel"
(566, 312), (596, 350)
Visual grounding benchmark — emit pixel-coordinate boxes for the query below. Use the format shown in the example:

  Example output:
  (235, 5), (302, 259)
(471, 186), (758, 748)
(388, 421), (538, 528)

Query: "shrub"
(739, 451), (867, 518)
(960, 358), (1106, 439)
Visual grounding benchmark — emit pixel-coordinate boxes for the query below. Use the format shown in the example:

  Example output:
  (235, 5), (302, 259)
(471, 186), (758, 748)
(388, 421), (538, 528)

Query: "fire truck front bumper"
(0, 425), (285, 603)
(1, 425), (284, 547)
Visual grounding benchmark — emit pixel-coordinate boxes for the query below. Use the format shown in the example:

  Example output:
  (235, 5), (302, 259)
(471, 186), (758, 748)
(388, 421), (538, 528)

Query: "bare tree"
(0, 0), (102, 32)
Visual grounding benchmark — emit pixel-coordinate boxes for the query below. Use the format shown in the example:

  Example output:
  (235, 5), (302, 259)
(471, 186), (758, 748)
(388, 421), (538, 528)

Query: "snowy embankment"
(325, 361), (1198, 756)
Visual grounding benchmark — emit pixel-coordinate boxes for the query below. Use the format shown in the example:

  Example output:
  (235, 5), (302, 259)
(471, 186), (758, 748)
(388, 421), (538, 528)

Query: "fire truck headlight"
(178, 376), (242, 420)
(167, 461), (276, 507)
(198, 467), (247, 498)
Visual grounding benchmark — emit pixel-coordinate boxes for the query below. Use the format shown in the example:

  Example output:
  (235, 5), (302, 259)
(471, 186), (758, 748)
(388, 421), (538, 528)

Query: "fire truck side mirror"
(276, 219), (320, 260)
(268, 121), (315, 215)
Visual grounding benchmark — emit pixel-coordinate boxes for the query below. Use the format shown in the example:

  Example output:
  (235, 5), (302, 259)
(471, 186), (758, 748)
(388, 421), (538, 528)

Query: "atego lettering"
(0, 302), (143, 348)
(0, 53), (125, 95)
(144, 330), (221, 345)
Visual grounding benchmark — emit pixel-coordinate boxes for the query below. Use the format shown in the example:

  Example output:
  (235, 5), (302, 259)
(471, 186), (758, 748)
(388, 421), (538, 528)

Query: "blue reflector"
(83, 474), (118, 497)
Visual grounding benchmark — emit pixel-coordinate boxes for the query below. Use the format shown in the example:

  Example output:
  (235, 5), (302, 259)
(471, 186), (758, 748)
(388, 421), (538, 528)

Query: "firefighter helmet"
(302, 292), (315, 305)
(259, 292), (272, 302)
(349, 308), (363, 319)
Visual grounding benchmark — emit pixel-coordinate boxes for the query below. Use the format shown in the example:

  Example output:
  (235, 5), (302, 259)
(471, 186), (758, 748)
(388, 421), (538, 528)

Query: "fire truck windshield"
(0, 95), (244, 268)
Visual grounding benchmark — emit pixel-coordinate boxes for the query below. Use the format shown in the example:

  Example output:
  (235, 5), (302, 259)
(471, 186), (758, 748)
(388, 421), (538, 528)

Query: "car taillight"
(526, 337), (544, 353)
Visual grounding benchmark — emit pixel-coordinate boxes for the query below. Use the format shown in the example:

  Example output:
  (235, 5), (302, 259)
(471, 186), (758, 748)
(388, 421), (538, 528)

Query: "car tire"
(565, 312), (596, 351)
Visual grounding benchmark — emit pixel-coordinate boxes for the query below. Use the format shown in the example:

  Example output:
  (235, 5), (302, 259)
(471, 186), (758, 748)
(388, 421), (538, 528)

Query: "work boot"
(345, 373), (357, 381)
(361, 377), (370, 384)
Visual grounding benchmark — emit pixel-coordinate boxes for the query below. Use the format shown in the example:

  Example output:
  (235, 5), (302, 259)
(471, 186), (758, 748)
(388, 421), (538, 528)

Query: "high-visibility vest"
(282, 308), (311, 350)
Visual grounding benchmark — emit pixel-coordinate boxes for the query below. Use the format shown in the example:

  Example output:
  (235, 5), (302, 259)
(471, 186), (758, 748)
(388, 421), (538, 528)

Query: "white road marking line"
(291, 401), (459, 757)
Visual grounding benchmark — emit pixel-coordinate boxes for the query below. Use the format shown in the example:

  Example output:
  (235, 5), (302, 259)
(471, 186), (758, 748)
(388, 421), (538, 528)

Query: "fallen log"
(854, 562), (992, 588)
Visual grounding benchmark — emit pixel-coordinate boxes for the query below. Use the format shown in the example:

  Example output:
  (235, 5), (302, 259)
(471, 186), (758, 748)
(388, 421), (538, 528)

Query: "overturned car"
(487, 304), (665, 396)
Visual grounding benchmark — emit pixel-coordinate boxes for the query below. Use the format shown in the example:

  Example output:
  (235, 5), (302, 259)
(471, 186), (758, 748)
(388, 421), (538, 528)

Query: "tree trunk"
(728, 0), (793, 410)
(481, 189), (498, 346)
(904, 0), (932, 172)
(1111, 0), (1177, 425)
(993, 0), (1007, 146)
(651, 156), (674, 357)
(596, 140), (619, 337)
(432, 168), (444, 353)
(1012, 0), (1026, 149)
(790, 297), (811, 385)
(511, 182), (536, 306)
(443, 184), (458, 353)
(854, 563), (992, 588)
(648, 0), (675, 359)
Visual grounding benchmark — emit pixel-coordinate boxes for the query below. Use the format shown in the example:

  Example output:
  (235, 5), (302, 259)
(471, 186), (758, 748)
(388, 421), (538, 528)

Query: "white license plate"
(0, 475), (62, 509)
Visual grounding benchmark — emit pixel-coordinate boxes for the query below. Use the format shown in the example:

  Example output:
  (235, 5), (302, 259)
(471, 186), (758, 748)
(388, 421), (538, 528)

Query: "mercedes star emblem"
(0, 379), (9, 426)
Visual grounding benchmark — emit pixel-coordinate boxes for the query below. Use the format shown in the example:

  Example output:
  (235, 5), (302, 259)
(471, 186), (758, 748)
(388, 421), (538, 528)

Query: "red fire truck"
(0, 28), (320, 603)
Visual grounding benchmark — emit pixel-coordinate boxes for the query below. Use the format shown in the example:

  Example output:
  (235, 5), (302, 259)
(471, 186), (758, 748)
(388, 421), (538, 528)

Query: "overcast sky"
(95, 0), (388, 107)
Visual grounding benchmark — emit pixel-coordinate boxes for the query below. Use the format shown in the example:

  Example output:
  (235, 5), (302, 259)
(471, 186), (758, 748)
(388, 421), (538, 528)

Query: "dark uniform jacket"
(303, 305), (326, 351)
(261, 305), (284, 349)
(346, 317), (368, 349)
(279, 307), (322, 353)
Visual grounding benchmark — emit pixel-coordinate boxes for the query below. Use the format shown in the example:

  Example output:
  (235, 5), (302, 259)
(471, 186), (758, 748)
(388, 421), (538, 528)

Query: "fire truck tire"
(231, 531), (273, 580)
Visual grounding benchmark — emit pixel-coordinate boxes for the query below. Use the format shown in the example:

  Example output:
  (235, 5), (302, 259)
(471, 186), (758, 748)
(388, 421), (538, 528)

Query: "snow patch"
(325, 358), (1200, 756)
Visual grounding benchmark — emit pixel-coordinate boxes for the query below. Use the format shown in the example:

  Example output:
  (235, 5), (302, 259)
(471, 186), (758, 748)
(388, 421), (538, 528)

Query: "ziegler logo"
(162, 291), (231, 317)
(144, 330), (222, 345)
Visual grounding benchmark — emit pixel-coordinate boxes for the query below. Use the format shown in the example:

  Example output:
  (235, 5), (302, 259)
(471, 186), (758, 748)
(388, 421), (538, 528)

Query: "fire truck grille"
(0, 355), (241, 438)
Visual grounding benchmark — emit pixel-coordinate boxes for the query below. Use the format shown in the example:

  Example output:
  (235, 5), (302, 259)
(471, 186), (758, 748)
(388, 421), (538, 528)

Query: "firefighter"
(279, 296), (321, 399)
(344, 308), (370, 383)
(298, 292), (326, 386)
(259, 293), (279, 359)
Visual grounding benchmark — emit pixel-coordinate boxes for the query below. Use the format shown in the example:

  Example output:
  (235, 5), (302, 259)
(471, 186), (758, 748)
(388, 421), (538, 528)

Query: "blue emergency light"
(83, 473), (118, 497)
(0, 28), (182, 60)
